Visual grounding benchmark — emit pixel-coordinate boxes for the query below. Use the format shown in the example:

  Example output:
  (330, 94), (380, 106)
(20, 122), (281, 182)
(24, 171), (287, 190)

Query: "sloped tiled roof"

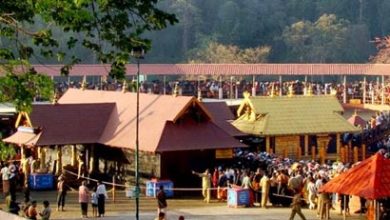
(18, 63), (390, 76)
(57, 89), (243, 152)
(156, 120), (246, 152)
(202, 102), (245, 137)
(3, 130), (41, 146)
(4, 103), (115, 146)
(232, 95), (360, 136)
(32, 103), (115, 145)
(58, 89), (197, 152)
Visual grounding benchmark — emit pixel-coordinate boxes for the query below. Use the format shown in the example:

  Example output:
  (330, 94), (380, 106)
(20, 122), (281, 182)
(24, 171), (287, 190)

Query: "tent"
(320, 153), (390, 199)
(320, 153), (390, 220)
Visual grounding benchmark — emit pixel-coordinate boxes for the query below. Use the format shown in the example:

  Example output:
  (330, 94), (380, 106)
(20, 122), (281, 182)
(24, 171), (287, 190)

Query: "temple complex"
(3, 89), (245, 187)
(232, 92), (361, 162)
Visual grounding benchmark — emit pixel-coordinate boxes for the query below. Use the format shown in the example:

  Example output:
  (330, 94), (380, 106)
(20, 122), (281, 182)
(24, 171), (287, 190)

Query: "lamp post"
(131, 47), (144, 220)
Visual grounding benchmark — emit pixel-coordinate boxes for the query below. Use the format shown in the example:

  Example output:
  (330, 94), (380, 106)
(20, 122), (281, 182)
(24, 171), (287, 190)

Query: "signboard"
(216, 149), (233, 159)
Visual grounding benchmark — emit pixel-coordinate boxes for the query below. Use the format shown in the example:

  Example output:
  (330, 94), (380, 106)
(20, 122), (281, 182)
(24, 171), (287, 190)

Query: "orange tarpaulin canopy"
(320, 153), (390, 200)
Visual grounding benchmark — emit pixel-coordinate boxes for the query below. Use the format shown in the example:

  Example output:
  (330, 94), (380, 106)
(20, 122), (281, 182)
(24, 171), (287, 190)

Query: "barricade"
(29, 173), (54, 190)
(146, 179), (174, 198)
(227, 186), (250, 208)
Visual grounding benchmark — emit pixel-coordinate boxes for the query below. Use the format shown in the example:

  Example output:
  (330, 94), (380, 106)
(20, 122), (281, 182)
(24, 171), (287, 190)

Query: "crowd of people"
(52, 76), (390, 105)
(1, 160), (51, 219)
(191, 148), (390, 220)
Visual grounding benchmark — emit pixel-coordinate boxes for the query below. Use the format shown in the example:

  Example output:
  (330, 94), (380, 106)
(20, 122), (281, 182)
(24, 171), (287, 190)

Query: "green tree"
(283, 14), (349, 62)
(0, 63), (54, 112)
(0, 141), (15, 161)
(189, 40), (270, 64)
(370, 36), (390, 63)
(0, 0), (177, 111)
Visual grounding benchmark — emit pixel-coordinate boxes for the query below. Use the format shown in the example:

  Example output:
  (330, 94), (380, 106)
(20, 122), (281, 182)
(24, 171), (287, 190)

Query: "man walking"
(157, 185), (167, 216)
(57, 175), (67, 211)
(289, 189), (306, 220)
(96, 180), (108, 217)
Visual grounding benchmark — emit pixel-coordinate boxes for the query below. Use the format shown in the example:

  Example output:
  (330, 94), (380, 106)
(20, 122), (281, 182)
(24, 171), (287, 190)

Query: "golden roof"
(232, 95), (361, 136)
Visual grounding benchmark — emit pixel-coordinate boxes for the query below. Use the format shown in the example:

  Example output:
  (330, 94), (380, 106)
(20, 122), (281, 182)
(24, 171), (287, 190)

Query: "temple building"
(232, 92), (360, 162)
(4, 89), (245, 187)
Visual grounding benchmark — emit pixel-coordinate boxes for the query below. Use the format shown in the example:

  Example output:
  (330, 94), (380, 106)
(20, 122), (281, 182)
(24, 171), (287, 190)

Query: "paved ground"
(1, 191), (366, 220)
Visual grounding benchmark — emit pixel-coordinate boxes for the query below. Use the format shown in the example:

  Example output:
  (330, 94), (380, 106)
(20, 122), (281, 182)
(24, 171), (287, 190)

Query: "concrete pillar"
(89, 145), (95, 173)
(163, 75), (166, 95)
(363, 76), (367, 104)
(381, 75), (385, 105)
(38, 146), (46, 171)
(71, 145), (77, 166)
(230, 76), (233, 99)
(21, 146), (26, 161)
(343, 75), (347, 104)
(252, 75), (256, 97)
(197, 76), (201, 99)
(279, 75), (283, 96)
(21, 146), (29, 176)
(235, 81), (239, 99)
(372, 82), (375, 104)
(266, 136), (271, 153)
(304, 135), (309, 156)
(219, 76), (223, 99)
(56, 145), (62, 175)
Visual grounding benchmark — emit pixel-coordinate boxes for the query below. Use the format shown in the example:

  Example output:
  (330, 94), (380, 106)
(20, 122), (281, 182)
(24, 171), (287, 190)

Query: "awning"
(3, 131), (41, 146)
(320, 153), (390, 200)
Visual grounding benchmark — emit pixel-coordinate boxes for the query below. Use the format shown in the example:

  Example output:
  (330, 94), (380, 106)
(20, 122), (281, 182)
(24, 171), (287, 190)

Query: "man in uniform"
(192, 169), (211, 203)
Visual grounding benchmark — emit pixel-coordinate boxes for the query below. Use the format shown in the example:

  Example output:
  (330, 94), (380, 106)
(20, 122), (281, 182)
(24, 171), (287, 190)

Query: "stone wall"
(122, 149), (161, 180)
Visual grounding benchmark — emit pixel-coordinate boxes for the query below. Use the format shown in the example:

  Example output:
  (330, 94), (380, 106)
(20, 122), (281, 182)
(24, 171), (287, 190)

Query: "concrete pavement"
(1, 191), (367, 220)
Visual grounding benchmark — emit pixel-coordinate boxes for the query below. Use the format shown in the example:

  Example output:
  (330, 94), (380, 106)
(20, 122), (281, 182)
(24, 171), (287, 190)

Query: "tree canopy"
(0, 0), (177, 112)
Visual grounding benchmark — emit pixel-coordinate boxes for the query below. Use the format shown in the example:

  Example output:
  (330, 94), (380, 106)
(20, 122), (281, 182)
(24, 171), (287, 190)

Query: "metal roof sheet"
(6, 63), (390, 76)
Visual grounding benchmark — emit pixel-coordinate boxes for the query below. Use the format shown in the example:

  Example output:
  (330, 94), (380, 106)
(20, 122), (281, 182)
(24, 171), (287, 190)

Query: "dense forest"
(3, 0), (390, 65)
(144, 0), (390, 64)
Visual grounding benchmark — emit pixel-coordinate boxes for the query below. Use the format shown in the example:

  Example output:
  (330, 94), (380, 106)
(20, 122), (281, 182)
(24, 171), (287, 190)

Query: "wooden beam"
(266, 136), (270, 154)
(304, 135), (309, 156)
(336, 133), (341, 159)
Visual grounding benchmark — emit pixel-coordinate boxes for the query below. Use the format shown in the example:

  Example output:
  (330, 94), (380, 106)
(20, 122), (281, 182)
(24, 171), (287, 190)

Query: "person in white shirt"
(306, 176), (317, 210)
(96, 180), (108, 217)
(241, 171), (251, 189)
(91, 189), (98, 217)
(1, 162), (10, 195)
